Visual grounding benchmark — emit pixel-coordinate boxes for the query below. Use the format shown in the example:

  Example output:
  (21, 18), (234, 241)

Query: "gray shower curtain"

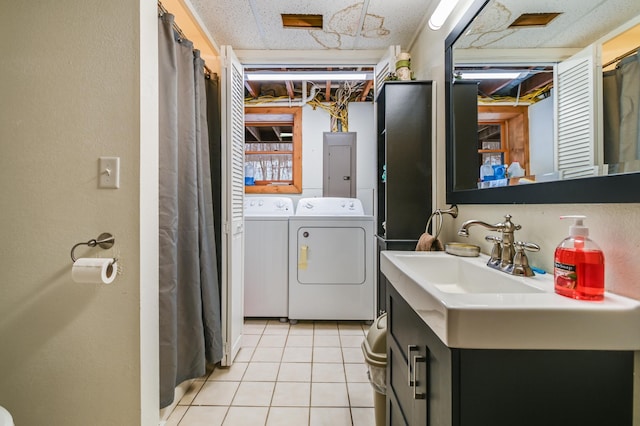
(603, 53), (640, 171)
(158, 13), (223, 408)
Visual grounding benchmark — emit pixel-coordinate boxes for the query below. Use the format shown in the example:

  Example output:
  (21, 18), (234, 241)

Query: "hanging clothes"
(158, 12), (222, 409)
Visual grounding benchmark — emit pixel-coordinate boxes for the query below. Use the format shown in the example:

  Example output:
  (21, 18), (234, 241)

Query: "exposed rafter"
(243, 66), (376, 104)
(285, 81), (295, 99)
(245, 81), (259, 98)
(246, 126), (261, 141)
(360, 80), (373, 101)
(272, 126), (283, 141)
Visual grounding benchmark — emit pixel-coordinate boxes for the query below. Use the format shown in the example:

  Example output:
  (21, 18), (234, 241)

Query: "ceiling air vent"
(281, 14), (323, 29)
(509, 13), (561, 28)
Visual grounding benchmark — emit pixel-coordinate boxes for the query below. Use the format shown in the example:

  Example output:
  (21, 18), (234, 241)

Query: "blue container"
(245, 164), (255, 186)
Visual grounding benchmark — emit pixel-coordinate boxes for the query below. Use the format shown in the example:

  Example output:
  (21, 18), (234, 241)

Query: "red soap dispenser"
(554, 215), (605, 301)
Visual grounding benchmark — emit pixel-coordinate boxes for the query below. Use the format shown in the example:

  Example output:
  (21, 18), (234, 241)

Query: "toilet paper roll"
(71, 258), (118, 284)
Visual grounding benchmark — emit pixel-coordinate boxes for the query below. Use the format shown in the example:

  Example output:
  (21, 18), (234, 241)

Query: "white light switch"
(99, 157), (120, 189)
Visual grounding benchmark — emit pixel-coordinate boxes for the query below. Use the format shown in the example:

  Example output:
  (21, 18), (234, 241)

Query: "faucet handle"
(485, 235), (502, 268)
(512, 241), (540, 277)
(514, 241), (540, 252)
(503, 214), (522, 232)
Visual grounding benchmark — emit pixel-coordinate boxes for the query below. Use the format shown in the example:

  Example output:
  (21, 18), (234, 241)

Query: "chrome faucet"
(458, 214), (538, 276)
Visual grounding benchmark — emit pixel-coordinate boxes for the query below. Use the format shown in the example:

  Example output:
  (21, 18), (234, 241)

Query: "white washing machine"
(244, 196), (294, 320)
(288, 197), (375, 322)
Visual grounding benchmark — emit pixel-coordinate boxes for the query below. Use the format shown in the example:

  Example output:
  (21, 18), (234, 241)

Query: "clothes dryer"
(288, 197), (375, 322)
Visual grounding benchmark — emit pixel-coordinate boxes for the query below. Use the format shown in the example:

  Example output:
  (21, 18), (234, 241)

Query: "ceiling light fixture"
(429, 0), (461, 30)
(246, 72), (370, 81)
(458, 72), (522, 80)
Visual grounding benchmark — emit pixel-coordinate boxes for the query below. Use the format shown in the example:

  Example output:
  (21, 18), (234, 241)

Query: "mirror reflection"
(451, 0), (640, 191)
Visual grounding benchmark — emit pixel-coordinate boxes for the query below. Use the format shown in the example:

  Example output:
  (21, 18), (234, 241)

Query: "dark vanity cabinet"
(376, 81), (433, 313)
(387, 284), (453, 425)
(385, 282), (634, 426)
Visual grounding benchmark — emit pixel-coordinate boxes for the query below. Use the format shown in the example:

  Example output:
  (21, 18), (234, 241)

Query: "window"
(244, 106), (302, 194)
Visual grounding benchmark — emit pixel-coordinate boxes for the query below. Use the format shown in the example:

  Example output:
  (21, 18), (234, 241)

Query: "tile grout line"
(172, 320), (373, 425)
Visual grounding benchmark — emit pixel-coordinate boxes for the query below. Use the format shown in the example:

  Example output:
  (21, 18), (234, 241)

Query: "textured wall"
(0, 1), (158, 425)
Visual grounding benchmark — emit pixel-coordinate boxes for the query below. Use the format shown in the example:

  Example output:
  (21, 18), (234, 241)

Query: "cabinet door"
(409, 339), (428, 425)
(387, 282), (454, 426)
(387, 339), (410, 425)
(378, 81), (433, 240)
(421, 320), (454, 426)
(387, 287), (422, 424)
(451, 80), (479, 191)
(458, 349), (633, 426)
(410, 311), (453, 426)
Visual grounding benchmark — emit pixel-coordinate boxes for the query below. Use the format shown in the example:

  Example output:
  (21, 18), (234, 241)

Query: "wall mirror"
(445, 0), (640, 204)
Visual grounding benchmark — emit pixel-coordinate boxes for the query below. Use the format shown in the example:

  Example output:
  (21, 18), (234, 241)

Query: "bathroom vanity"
(381, 251), (640, 426)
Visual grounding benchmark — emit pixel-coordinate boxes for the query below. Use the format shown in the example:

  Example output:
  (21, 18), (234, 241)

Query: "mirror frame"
(445, 0), (640, 204)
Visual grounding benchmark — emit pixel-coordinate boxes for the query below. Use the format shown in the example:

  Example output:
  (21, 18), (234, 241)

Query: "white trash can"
(362, 313), (387, 426)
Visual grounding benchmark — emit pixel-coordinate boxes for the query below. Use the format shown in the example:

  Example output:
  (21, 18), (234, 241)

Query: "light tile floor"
(164, 319), (376, 426)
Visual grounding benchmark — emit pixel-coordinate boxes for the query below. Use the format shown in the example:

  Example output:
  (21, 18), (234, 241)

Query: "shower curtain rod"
(603, 44), (640, 69)
(157, 1), (214, 77)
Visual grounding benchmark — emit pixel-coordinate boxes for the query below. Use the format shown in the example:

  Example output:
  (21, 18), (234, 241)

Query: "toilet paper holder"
(70, 232), (117, 264)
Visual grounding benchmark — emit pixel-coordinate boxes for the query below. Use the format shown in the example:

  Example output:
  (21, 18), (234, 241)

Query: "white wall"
(248, 102), (376, 215)
(350, 102), (378, 215)
(528, 93), (555, 177)
(0, 1), (158, 425)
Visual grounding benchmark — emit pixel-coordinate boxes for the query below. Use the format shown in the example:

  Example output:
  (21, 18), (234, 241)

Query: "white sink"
(391, 253), (545, 294)
(380, 251), (640, 350)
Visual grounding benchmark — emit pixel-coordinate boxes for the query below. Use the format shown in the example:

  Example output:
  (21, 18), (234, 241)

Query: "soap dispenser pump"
(554, 215), (604, 301)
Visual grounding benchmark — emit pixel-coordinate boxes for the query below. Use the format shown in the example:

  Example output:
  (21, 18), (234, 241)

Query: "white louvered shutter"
(555, 45), (602, 179)
(220, 45), (244, 366)
(375, 45), (400, 98)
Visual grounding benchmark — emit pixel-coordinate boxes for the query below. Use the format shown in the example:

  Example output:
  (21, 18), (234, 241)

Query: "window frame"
(244, 106), (302, 194)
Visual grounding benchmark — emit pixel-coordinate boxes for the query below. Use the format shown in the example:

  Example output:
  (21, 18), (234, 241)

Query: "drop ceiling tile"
(189, 0), (266, 49)
(456, 0), (640, 50)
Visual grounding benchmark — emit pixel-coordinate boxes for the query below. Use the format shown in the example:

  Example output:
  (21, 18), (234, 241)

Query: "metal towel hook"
(70, 233), (116, 263)
(425, 205), (459, 240)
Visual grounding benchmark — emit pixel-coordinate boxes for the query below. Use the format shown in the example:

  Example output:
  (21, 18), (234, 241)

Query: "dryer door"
(296, 226), (366, 284)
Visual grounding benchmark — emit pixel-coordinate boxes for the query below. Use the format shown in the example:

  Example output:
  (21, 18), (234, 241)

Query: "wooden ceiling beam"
(325, 67), (332, 101)
(479, 80), (512, 96)
(285, 81), (295, 99)
(245, 81), (259, 98)
(519, 72), (554, 95)
(246, 126), (261, 141)
(360, 80), (373, 101)
(272, 126), (283, 141)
